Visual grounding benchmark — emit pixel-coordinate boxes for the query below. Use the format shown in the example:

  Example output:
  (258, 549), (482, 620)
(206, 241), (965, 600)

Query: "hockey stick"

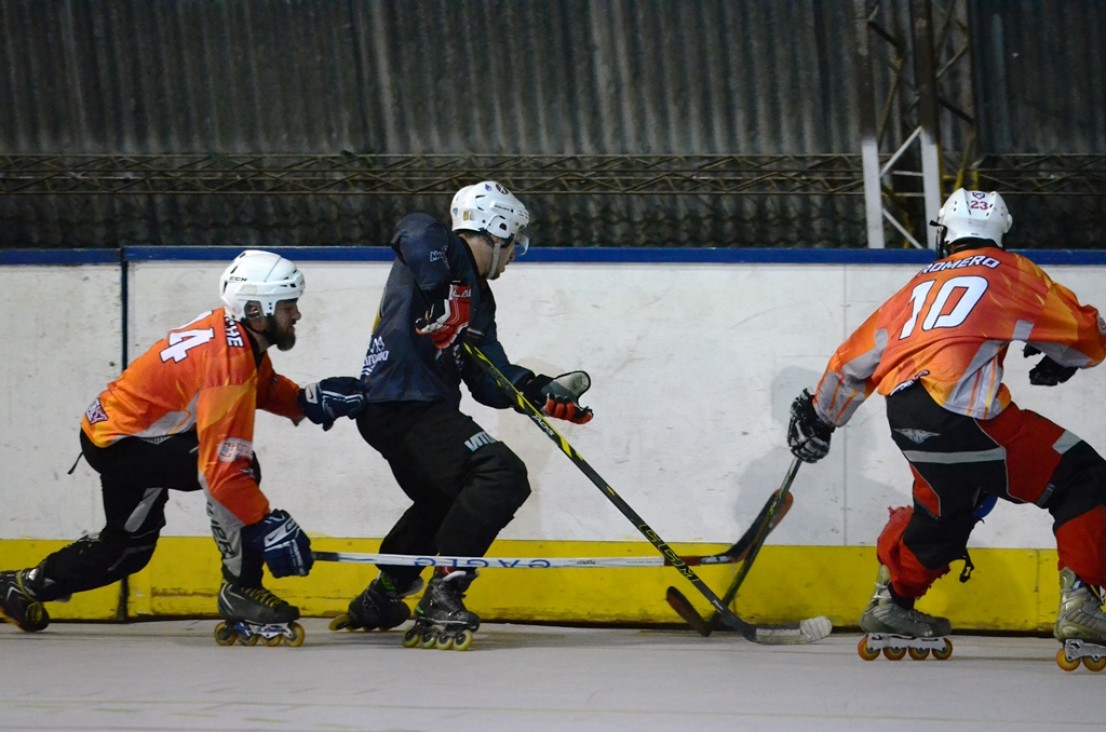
(666, 457), (802, 637)
(312, 530), (795, 569)
(462, 342), (829, 645)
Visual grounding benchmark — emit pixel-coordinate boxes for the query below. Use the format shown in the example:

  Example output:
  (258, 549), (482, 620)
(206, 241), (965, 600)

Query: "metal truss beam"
(0, 154), (870, 196)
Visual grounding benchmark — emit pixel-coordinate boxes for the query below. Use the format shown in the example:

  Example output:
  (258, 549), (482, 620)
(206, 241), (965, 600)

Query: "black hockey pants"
(28, 431), (208, 601)
(356, 401), (531, 588)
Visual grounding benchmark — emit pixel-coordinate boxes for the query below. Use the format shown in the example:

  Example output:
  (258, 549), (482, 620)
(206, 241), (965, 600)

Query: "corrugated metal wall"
(971, 0), (1106, 154)
(1, 0), (1102, 248)
(3, 0), (868, 155)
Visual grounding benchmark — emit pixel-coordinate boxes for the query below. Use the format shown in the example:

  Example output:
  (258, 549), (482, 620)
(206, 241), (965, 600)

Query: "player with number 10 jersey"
(814, 247), (1106, 423)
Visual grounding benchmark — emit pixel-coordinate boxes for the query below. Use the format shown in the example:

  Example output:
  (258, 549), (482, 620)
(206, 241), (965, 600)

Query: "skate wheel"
(434, 634), (455, 651)
(401, 627), (421, 648)
(932, 639), (953, 660)
(239, 633), (260, 646)
(908, 647), (930, 660)
(857, 636), (879, 661)
(1082, 655), (1106, 672)
(1057, 648), (1080, 672)
(882, 646), (907, 661)
(453, 629), (474, 651)
(264, 635), (283, 647)
(214, 622), (236, 647)
(329, 614), (354, 632)
(419, 631), (437, 650)
(286, 622), (306, 648)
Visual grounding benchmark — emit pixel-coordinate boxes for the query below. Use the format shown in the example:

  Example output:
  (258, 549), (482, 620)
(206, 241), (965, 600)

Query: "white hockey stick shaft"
(315, 550), (680, 569)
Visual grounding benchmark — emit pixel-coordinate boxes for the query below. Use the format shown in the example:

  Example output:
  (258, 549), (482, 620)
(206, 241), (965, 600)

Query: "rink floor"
(1, 619), (1100, 731)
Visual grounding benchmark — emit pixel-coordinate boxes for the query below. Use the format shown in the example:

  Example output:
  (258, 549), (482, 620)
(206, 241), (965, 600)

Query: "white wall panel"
(4, 257), (1105, 550)
(1, 265), (118, 539)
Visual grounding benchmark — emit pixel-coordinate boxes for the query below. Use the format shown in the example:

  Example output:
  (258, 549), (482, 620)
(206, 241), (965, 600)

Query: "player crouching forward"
(0, 250), (366, 647)
(330, 181), (595, 650)
(787, 189), (1106, 667)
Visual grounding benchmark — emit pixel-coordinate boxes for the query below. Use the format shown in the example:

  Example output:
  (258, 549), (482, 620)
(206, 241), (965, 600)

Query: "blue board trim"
(0, 249), (120, 265)
(2, 246), (1105, 267)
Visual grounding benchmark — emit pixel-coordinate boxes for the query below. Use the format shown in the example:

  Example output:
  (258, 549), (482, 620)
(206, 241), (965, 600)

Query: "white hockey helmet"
(219, 249), (305, 320)
(934, 188), (1013, 257)
(450, 181), (531, 255)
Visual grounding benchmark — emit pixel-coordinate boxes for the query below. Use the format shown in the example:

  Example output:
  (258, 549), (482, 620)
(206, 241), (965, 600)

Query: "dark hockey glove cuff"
(297, 376), (367, 431)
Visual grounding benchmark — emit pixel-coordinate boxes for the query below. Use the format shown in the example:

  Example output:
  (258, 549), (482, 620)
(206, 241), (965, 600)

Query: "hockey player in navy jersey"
(332, 181), (595, 650)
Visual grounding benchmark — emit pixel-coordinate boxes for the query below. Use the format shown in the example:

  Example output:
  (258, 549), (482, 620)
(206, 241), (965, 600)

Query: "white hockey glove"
(521, 371), (594, 424)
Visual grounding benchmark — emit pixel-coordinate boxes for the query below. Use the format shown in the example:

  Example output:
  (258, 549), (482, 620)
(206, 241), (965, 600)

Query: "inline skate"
(330, 573), (424, 632)
(857, 564), (952, 661)
(1054, 567), (1106, 672)
(402, 569), (480, 651)
(214, 582), (304, 647)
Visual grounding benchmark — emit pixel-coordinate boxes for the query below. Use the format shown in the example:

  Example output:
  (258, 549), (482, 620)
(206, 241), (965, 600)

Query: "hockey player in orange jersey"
(0, 250), (366, 640)
(787, 189), (1106, 661)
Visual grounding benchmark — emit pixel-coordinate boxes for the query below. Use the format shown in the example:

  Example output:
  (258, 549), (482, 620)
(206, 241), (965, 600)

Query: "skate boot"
(1053, 567), (1106, 671)
(0, 570), (50, 632)
(403, 569), (481, 651)
(857, 564), (952, 661)
(329, 573), (424, 632)
(214, 582), (305, 647)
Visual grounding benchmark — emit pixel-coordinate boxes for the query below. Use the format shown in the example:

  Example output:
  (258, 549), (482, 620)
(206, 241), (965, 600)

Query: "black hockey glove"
(1024, 345), (1077, 386)
(787, 388), (835, 463)
(415, 281), (472, 349)
(242, 509), (313, 578)
(520, 371), (594, 424)
(297, 376), (367, 431)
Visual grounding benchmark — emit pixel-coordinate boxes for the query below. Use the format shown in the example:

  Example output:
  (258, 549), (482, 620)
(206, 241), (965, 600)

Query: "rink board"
(1, 248), (1097, 635)
(1, 539), (1061, 632)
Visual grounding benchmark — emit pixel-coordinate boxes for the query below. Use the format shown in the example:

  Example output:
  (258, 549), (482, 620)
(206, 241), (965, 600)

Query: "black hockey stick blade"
(666, 586), (832, 644)
(665, 489), (794, 631)
(706, 489), (794, 565)
(666, 585), (712, 636)
(706, 460), (802, 634)
(667, 480), (797, 633)
(461, 343), (822, 645)
(665, 457), (830, 642)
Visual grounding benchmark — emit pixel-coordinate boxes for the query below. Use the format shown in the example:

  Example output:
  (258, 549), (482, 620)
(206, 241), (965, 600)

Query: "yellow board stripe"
(1, 538), (1059, 632)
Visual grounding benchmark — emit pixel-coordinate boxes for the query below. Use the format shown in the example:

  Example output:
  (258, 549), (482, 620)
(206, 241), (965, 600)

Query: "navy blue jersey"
(360, 212), (530, 408)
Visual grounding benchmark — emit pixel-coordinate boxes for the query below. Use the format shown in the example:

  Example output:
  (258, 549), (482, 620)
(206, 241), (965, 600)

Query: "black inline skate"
(214, 582), (305, 647)
(0, 570), (50, 632)
(402, 569), (480, 651)
(330, 573), (424, 632)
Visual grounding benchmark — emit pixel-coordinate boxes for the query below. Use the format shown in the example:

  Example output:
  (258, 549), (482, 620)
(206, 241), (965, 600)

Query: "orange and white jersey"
(81, 309), (302, 525)
(813, 247), (1106, 424)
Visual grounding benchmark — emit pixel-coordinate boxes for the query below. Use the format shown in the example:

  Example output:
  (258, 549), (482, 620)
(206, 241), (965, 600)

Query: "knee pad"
(438, 444), (531, 556)
(465, 443), (531, 520)
(1047, 442), (1106, 525)
(36, 528), (159, 599)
